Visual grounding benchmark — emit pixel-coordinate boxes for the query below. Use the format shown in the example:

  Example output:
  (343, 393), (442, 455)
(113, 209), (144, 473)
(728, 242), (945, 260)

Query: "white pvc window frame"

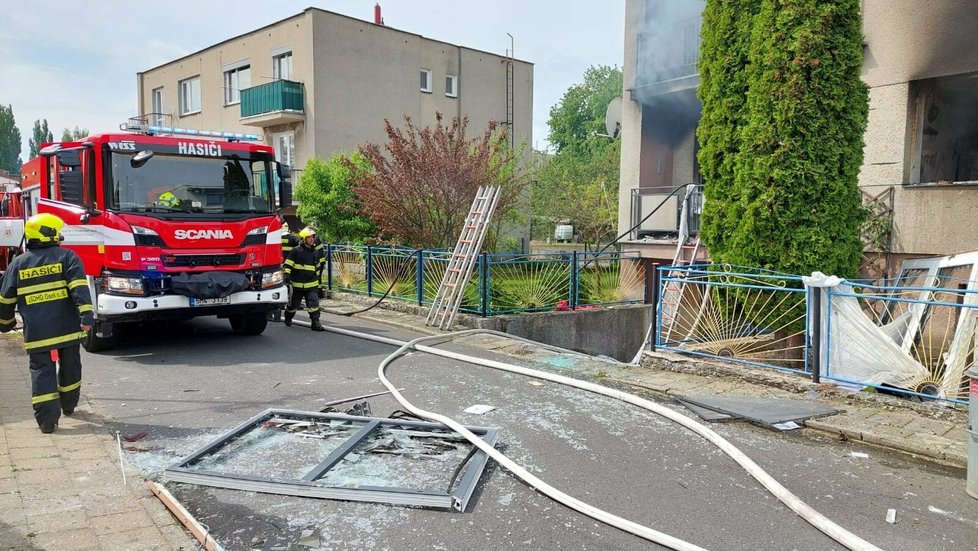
(420, 69), (433, 93)
(179, 76), (201, 116)
(445, 74), (458, 97)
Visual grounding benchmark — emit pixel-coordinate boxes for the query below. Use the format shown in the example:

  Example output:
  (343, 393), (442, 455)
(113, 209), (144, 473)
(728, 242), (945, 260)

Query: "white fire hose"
(295, 320), (883, 551)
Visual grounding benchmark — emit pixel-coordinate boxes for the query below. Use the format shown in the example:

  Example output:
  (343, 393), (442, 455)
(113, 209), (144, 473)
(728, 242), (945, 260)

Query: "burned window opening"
(909, 71), (978, 185)
(165, 409), (499, 511)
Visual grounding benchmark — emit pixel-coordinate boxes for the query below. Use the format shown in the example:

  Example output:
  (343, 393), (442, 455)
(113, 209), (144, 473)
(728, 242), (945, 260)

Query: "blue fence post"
(326, 243), (333, 290)
(809, 286), (822, 383)
(416, 249), (424, 306)
(366, 245), (373, 297)
(570, 251), (579, 310)
(647, 261), (661, 351)
(480, 252), (490, 317)
(655, 265), (665, 348)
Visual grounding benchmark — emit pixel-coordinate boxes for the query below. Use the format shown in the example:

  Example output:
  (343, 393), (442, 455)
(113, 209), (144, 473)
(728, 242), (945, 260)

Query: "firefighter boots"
(284, 311), (294, 326)
(311, 320), (325, 331)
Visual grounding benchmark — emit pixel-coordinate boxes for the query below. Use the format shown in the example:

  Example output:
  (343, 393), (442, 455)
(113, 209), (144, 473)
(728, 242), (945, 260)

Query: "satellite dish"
(605, 97), (622, 139)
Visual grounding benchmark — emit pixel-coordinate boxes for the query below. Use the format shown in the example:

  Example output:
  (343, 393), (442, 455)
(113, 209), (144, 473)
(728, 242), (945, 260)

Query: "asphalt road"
(80, 313), (978, 551)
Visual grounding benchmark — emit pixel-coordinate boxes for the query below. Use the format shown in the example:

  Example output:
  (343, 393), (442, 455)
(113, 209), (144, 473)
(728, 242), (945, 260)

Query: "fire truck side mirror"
(59, 171), (84, 205)
(56, 149), (82, 168)
(130, 150), (154, 168)
(277, 163), (292, 209)
(39, 144), (62, 157)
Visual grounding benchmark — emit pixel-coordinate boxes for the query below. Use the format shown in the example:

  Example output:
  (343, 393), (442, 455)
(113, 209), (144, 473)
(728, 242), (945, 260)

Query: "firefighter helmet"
(24, 213), (65, 244)
(299, 227), (316, 239)
(157, 191), (179, 208)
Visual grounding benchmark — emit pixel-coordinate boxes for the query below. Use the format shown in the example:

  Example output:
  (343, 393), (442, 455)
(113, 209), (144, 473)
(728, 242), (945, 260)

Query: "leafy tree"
(61, 126), (89, 142)
(29, 119), (54, 158)
(295, 153), (376, 243)
(547, 65), (623, 157)
(0, 105), (22, 176)
(533, 65), (622, 245)
(699, 0), (868, 277)
(353, 114), (529, 249)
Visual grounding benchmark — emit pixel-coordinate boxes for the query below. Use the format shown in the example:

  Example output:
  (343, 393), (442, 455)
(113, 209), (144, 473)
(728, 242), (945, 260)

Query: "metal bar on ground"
(302, 419), (380, 481)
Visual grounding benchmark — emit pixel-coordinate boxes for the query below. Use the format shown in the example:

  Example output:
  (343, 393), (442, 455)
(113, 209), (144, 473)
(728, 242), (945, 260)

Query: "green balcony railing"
(240, 79), (304, 118)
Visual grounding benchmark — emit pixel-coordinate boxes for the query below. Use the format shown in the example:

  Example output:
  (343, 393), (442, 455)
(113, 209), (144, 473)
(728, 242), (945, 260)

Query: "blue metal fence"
(823, 279), (978, 404)
(323, 244), (647, 316)
(654, 265), (976, 404)
(656, 264), (811, 375)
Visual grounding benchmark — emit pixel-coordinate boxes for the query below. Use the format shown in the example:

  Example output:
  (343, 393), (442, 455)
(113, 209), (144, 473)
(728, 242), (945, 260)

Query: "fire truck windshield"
(109, 152), (274, 215)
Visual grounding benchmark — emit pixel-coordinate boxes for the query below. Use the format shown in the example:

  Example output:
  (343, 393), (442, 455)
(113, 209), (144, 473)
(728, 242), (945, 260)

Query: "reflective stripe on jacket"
(284, 242), (326, 287)
(281, 233), (299, 255)
(0, 245), (94, 352)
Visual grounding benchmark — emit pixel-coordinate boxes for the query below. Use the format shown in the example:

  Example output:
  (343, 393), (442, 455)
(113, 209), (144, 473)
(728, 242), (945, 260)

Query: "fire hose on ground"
(288, 318), (883, 551)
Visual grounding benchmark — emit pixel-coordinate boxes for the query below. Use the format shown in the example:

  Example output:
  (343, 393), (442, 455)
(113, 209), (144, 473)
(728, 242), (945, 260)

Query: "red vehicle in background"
(21, 118), (292, 351)
(0, 172), (27, 273)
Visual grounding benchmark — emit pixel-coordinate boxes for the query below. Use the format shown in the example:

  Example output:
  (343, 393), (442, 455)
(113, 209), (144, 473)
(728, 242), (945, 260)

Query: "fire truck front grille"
(161, 254), (245, 267)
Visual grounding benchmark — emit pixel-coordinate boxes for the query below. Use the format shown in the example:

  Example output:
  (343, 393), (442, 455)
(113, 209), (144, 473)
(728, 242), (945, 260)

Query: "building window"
(223, 64), (251, 105)
(179, 76), (201, 115)
(151, 87), (164, 125)
(420, 69), (432, 93)
(273, 51), (293, 81)
(445, 74), (458, 98)
(274, 131), (295, 168)
(908, 71), (978, 184)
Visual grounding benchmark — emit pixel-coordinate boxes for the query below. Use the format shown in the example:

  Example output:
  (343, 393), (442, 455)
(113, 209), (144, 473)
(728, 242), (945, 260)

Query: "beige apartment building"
(136, 7), (533, 194)
(618, 0), (978, 274)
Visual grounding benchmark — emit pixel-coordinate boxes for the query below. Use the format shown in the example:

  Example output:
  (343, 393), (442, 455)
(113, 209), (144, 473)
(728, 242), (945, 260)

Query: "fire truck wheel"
(83, 326), (120, 353)
(230, 312), (268, 336)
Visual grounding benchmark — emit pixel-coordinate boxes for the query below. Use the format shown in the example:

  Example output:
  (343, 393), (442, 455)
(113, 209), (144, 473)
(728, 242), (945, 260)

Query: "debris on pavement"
(885, 509), (897, 524)
(148, 481), (226, 551)
(676, 395), (841, 428)
(463, 404), (495, 414)
(165, 409), (499, 511)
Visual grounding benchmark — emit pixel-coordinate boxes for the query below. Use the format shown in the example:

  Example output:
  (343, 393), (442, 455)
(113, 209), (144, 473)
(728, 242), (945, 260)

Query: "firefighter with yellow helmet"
(283, 226), (327, 331)
(0, 213), (94, 434)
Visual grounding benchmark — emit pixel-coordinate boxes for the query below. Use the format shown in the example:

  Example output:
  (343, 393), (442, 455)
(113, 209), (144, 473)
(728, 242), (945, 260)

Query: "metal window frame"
(165, 409), (498, 512)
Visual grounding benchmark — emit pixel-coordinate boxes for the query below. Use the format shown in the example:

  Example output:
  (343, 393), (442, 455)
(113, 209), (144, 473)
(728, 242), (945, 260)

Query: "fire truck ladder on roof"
(659, 185), (703, 345)
(426, 186), (501, 331)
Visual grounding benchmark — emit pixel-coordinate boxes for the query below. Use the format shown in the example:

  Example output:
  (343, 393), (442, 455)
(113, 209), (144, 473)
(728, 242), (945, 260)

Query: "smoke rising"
(632, 0), (704, 146)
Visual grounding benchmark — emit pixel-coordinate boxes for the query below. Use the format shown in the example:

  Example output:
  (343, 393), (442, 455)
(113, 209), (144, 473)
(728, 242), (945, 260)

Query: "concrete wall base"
(327, 291), (652, 362)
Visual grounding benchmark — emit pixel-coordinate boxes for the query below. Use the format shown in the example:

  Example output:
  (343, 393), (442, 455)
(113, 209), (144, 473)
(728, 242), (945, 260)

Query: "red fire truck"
(0, 173), (26, 273)
(21, 120), (292, 351)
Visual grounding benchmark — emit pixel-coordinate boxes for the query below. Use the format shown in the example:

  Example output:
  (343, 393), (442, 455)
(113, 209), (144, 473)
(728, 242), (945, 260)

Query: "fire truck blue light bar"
(145, 126), (260, 141)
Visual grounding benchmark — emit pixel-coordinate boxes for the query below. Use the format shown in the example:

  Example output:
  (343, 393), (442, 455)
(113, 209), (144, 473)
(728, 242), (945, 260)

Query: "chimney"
(374, 3), (383, 25)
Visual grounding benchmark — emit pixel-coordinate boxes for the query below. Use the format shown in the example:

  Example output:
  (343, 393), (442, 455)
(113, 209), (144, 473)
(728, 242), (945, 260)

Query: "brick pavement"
(0, 335), (194, 551)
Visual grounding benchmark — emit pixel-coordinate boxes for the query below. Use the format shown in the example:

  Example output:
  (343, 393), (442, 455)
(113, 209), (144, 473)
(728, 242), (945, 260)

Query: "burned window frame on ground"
(165, 409), (499, 512)
(907, 71), (978, 185)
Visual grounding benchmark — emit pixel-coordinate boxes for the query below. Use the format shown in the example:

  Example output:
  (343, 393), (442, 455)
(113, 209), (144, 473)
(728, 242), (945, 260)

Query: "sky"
(0, 1), (625, 161)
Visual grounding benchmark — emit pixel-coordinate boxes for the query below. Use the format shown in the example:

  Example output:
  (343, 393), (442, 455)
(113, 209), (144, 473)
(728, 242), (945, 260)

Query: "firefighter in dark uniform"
(0, 213), (94, 434)
(283, 226), (326, 331)
(280, 221), (299, 256)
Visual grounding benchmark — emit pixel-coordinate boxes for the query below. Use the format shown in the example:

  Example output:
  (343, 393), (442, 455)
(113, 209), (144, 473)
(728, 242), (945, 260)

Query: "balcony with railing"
(239, 79), (305, 127)
(629, 185), (703, 240)
(631, 16), (701, 101)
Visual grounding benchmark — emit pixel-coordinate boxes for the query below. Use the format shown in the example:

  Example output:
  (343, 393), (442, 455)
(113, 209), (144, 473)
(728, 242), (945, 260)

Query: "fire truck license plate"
(190, 297), (231, 307)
